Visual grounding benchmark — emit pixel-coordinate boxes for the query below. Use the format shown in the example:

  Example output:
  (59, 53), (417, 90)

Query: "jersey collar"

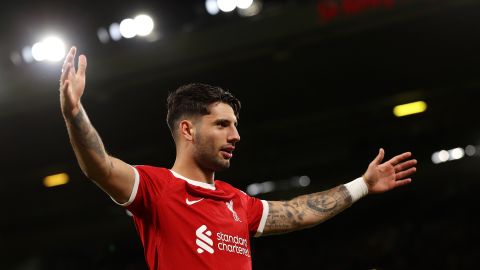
(170, 170), (216, 190)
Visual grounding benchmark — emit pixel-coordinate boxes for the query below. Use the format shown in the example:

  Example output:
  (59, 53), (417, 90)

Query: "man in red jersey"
(59, 47), (417, 270)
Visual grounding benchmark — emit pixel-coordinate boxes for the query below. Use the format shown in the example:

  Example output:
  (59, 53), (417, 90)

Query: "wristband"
(344, 177), (369, 203)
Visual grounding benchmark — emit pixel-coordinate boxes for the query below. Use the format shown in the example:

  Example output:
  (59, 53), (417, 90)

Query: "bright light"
(206, 0), (220, 15)
(465, 145), (476, 156)
(237, 0), (253, 9)
(46, 37), (66, 61)
(134, 14), (154, 36)
(109, 23), (122, 41)
(119, 18), (137, 38)
(10, 51), (22, 66)
(238, 0), (262, 17)
(43, 173), (69, 187)
(246, 183), (262, 196)
(438, 150), (449, 162)
(262, 181), (275, 193)
(22, 46), (33, 63)
(449, 147), (464, 160)
(432, 150), (449, 164)
(97, 27), (110, 43)
(31, 42), (46, 61)
(298, 176), (311, 187)
(31, 36), (66, 62)
(393, 101), (427, 117)
(217, 0), (236, 12)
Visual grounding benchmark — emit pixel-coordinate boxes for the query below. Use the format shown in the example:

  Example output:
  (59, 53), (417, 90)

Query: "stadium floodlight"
(437, 150), (449, 162)
(393, 101), (427, 117)
(205, 0), (220, 15)
(465, 145), (476, 156)
(238, 0), (262, 17)
(236, 0), (253, 9)
(119, 18), (137, 38)
(109, 23), (122, 41)
(217, 0), (236, 12)
(32, 42), (46, 61)
(298, 175), (311, 187)
(449, 147), (465, 160)
(134, 14), (154, 36)
(43, 173), (69, 188)
(22, 46), (34, 63)
(246, 183), (262, 196)
(31, 36), (65, 62)
(97, 27), (110, 43)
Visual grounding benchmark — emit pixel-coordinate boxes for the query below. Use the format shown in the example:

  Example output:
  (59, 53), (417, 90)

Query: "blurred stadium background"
(1, 0), (479, 269)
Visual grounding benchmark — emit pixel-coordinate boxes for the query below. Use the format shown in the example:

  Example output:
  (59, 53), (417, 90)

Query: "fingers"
(394, 159), (417, 172)
(62, 47), (76, 72)
(77, 55), (87, 77)
(60, 47), (77, 84)
(387, 151), (412, 166)
(395, 167), (416, 180)
(372, 148), (385, 165)
(394, 178), (412, 188)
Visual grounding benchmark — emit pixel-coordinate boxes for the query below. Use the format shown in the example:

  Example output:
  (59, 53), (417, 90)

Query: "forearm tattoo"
(263, 185), (353, 235)
(71, 108), (107, 159)
(69, 107), (114, 175)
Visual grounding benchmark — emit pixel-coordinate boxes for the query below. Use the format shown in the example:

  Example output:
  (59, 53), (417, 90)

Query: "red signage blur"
(317, 0), (397, 23)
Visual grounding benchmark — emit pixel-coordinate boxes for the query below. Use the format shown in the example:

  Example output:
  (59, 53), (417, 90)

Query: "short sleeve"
(239, 192), (269, 237)
(123, 165), (170, 217)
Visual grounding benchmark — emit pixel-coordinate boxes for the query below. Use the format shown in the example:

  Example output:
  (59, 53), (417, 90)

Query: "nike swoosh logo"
(186, 198), (204, 205)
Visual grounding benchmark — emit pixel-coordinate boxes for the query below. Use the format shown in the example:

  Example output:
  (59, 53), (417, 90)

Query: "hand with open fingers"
(363, 148), (417, 194)
(59, 46), (87, 119)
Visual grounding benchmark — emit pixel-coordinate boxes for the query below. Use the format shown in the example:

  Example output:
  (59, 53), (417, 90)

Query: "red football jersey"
(117, 166), (269, 270)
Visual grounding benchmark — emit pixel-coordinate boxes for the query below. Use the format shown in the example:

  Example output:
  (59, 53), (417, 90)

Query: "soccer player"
(59, 47), (417, 269)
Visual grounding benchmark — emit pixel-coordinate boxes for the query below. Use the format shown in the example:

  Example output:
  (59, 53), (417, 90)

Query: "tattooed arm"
(60, 47), (135, 204)
(262, 149), (417, 235)
(263, 185), (352, 235)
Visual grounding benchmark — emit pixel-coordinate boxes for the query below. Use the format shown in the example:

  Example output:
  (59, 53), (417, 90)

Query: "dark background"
(1, 0), (479, 269)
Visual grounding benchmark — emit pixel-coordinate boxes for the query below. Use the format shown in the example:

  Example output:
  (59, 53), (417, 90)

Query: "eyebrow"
(214, 118), (238, 126)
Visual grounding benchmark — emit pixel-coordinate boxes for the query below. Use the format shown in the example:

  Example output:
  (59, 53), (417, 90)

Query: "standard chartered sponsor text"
(216, 232), (250, 257)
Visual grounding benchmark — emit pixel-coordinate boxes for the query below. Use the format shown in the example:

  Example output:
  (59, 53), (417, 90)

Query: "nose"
(228, 126), (241, 144)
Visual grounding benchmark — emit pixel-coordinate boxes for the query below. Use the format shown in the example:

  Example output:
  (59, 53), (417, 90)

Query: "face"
(192, 102), (241, 172)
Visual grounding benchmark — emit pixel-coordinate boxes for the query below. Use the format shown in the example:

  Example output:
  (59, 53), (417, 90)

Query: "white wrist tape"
(344, 177), (369, 203)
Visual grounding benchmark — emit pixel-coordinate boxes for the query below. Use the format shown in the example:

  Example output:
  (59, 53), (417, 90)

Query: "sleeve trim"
(254, 200), (269, 237)
(111, 166), (140, 207)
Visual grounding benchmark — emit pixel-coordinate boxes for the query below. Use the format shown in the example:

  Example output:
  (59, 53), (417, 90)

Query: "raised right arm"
(60, 47), (135, 204)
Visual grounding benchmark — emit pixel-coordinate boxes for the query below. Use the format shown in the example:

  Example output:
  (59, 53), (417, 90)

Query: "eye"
(215, 120), (229, 127)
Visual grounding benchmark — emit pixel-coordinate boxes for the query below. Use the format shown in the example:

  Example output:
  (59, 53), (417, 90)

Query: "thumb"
(372, 148), (385, 165)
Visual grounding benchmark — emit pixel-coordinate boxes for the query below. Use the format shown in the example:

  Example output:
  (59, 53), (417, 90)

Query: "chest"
(158, 185), (249, 236)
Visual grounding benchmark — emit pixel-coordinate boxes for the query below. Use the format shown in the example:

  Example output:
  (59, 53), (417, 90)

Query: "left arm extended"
(262, 149), (416, 236)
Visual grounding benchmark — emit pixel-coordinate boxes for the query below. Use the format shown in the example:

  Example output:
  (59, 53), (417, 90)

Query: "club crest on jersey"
(226, 200), (241, 222)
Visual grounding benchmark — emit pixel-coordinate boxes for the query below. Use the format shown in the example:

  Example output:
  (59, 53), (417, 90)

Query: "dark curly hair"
(166, 83), (241, 138)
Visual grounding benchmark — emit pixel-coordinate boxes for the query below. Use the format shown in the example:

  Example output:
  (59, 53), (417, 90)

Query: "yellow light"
(43, 173), (69, 187)
(393, 101), (427, 117)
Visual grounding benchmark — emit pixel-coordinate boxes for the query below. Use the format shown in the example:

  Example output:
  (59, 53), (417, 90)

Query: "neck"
(171, 155), (215, 184)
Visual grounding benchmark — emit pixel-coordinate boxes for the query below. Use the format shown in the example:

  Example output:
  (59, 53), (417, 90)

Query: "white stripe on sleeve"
(255, 200), (270, 237)
(111, 166), (140, 207)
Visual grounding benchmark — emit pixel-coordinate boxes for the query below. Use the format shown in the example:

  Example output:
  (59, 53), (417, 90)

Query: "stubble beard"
(194, 133), (230, 172)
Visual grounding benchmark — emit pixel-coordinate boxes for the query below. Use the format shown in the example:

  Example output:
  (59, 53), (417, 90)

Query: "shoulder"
(134, 165), (174, 182)
(135, 165), (169, 174)
(215, 179), (248, 196)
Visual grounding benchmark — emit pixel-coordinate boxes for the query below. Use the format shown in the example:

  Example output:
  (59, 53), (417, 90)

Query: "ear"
(179, 120), (195, 141)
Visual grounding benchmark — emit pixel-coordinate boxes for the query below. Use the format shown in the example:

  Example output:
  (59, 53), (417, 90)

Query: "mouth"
(220, 145), (235, 159)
